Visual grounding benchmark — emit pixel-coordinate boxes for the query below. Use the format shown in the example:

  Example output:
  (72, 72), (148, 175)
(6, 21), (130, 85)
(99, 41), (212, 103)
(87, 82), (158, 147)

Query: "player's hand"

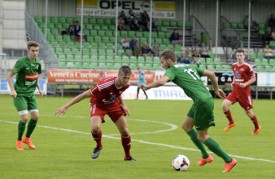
(215, 89), (226, 99)
(239, 83), (247, 88)
(54, 107), (67, 116)
(121, 104), (131, 116)
(39, 90), (45, 96)
(10, 90), (17, 98)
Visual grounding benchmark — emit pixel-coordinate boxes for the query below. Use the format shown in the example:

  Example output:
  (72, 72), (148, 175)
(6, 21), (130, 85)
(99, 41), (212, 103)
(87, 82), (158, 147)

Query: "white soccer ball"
(172, 154), (190, 171)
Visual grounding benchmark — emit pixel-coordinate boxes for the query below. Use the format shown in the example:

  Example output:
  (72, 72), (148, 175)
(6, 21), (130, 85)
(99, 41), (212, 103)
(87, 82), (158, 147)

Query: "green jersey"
(11, 56), (41, 97)
(164, 63), (211, 103)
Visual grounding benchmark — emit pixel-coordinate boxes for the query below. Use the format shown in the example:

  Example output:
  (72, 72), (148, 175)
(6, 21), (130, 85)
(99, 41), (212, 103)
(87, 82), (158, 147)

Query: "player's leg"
(197, 130), (237, 172)
(222, 96), (236, 131)
(114, 116), (135, 161)
(90, 116), (103, 159)
(198, 99), (237, 172)
(136, 86), (140, 99)
(245, 109), (261, 135)
(182, 116), (213, 166)
(183, 105), (212, 165)
(23, 96), (39, 149)
(90, 104), (105, 159)
(13, 96), (29, 150)
(142, 89), (148, 99)
(239, 95), (261, 135)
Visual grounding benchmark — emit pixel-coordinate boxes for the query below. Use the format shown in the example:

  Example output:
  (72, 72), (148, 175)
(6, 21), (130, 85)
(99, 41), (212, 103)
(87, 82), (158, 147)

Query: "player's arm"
(240, 76), (256, 88)
(7, 72), (17, 97)
(55, 90), (91, 116)
(203, 70), (226, 99)
(118, 95), (130, 116)
(36, 80), (44, 96)
(140, 76), (170, 91)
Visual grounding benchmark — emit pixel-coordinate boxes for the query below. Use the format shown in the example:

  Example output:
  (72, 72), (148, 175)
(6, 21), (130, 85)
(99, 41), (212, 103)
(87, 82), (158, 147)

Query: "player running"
(141, 50), (237, 172)
(222, 48), (261, 135)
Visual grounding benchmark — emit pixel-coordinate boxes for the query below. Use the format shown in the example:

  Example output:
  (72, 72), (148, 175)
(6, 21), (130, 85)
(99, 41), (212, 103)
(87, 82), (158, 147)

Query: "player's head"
(160, 50), (177, 69)
(27, 41), (40, 60)
(236, 48), (245, 64)
(117, 65), (132, 86)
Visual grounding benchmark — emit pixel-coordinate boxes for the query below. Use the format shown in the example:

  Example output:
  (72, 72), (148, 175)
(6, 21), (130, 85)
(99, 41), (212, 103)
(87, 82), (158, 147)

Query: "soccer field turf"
(0, 95), (274, 178)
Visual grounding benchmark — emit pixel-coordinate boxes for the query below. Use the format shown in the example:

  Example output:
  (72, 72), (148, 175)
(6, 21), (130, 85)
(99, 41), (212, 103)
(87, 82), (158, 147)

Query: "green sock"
(187, 129), (209, 158)
(18, 120), (26, 140)
(26, 119), (38, 138)
(204, 137), (232, 163)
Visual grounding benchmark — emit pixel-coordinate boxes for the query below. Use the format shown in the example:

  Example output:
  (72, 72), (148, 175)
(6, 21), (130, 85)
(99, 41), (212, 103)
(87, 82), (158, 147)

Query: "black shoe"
(91, 146), (103, 159)
(124, 156), (136, 161)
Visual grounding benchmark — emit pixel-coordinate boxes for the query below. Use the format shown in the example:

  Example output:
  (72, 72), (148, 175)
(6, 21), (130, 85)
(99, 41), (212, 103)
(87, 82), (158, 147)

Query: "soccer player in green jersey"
(7, 41), (44, 150)
(140, 50), (237, 172)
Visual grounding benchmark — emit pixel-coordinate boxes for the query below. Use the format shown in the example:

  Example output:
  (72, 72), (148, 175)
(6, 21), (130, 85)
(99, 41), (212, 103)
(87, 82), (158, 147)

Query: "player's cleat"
(124, 156), (136, 161)
(252, 125), (262, 135)
(197, 155), (214, 166)
(224, 122), (237, 131)
(22, 137), (36, 149)
(223, 158), (237, 172)
(91, 146), (103, 159)
(16, 140), (24, 150)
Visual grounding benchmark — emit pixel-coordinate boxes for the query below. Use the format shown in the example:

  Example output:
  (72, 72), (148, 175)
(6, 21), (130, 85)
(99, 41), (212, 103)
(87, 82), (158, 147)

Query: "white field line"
(0, 119), (275, 164)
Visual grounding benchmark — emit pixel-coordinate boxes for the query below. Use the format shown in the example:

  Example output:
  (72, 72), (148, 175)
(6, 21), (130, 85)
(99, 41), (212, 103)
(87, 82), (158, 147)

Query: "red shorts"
(226, 91), (253, 110)
(90, 101), (126, 123)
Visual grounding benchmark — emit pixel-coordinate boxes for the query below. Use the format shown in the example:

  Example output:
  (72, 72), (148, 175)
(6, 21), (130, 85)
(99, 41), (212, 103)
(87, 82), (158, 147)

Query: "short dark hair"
(27, 41), (39, 49)
(160, 49), (177, 62)
(119, 65), (131, 75)
(236, 48), (245, 54)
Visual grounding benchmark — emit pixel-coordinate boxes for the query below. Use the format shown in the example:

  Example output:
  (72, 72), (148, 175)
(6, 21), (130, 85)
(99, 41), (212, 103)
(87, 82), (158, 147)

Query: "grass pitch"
(0, 95), (275, 178)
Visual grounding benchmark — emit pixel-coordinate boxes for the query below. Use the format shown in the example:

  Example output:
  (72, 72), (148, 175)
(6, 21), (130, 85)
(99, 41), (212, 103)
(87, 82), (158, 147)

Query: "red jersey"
(232, 62), (255, 96)
(89, 77), (129, 106)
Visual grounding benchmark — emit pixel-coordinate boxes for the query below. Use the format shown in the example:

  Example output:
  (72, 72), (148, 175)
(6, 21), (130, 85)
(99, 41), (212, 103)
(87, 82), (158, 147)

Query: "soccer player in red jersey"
(55, 66), (135, 161)
(222, 48), (261, 135)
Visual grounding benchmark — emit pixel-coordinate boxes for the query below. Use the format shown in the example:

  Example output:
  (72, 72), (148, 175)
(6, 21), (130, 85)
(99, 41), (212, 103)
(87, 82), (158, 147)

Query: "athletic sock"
(121, 135), (131, 159)
(204, 137), (232, 163)
(187, 129), (209, 158)
(224, 110), (234, 124)
(26, 119), (38, 138)
(250, 115), (260, 129)
(92, 130), (102, 148)
(18, 120), (26, 140)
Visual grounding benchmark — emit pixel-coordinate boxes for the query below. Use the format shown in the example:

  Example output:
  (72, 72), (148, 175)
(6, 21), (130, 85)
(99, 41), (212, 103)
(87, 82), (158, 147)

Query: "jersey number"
(184, 69), (200, 80)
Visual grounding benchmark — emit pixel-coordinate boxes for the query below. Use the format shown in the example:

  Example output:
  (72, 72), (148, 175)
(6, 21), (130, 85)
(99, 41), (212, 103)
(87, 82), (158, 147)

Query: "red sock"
(224, 110), (234, 124)
(121, 136), (131, 159)
(92, 130), (102, 148)
(250, 115), (260, 129)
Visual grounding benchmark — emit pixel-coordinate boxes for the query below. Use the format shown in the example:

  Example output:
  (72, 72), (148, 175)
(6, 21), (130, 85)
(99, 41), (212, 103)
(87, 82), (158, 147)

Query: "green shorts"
(13, 95), (39, 115)
(187, 97), (215, 130)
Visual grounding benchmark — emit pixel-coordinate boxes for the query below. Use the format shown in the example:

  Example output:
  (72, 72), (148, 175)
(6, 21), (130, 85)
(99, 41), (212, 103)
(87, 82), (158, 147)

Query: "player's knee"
(91, 128), (100, 133)
(246, 110), (254, 118)
(21, 115), (29, 122)
(197, 135), (207, 142)
(182, 124), (190, 132)
(121, 130), (130, 137)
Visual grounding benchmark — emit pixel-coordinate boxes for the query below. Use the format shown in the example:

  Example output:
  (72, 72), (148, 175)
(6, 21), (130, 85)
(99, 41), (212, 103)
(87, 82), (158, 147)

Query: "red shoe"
(16, 140), (24, 150)
(22, 137), (36, 149)
(223, 158), (237, 172)
(224, 122), (237, 131)
(197, 155), (214, 166)
(252, 126), (262, 135)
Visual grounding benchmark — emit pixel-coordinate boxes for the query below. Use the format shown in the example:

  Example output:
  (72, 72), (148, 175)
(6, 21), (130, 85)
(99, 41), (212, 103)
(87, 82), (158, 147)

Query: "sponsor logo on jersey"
(25, 73), (38, 81)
